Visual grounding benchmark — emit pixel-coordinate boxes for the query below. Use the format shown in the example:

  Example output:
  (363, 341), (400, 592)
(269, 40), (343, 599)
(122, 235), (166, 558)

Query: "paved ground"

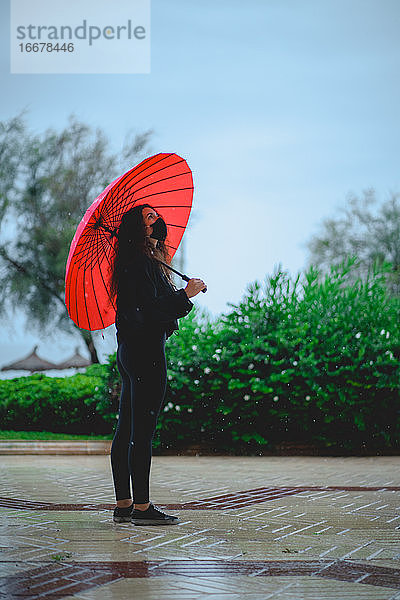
(0, 455), (399, 599)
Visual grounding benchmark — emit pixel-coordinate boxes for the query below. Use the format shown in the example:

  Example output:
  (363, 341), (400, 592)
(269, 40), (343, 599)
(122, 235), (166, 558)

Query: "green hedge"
(1, 256), (400, 453)
(0, 365), (111, 435)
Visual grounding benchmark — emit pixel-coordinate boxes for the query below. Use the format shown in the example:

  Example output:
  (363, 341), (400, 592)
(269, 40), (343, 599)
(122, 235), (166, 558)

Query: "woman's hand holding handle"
(184, 278), (207, 298)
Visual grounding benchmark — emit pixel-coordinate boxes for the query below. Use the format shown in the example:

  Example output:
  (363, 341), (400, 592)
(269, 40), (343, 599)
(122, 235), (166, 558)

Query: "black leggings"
(110, 330), (167, 503)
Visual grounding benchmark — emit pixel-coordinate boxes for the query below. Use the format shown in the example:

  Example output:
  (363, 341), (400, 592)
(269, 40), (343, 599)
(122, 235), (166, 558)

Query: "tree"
(0, 112), (153, 362)
(0, 112), (26, 222)
(302, 188), (400, 295)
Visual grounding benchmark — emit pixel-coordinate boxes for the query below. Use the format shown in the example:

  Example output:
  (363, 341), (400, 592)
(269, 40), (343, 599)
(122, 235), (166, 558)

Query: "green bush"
(0, 369), (110, 434)
(203, 257), (400, 453)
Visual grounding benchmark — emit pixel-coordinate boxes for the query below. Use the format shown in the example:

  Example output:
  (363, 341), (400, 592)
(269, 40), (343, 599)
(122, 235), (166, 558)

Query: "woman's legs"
(110, 343), (133, 506)
(110, 332), (167, 507)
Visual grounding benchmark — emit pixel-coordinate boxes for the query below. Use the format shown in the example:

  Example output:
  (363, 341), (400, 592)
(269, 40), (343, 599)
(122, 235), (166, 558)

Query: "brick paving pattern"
(0, 456), (399, 599)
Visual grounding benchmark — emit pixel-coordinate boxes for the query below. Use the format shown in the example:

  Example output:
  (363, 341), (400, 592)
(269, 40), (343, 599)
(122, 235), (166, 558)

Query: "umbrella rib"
(114, 154), (174, 196)
(102, 201), (120, 231)
(73, 260), (80, 328)
(126, 163), (190, 196)
(75, 236), (97, 330)
(104, 156), (187, 219)
(97, 241), (117, 314)
(84, 233), (106, 271)
(131, 186), (194, 204)
(83, 235), (104, 331)
(72, 234), (106, 265)
(89, 254), (106, 330)
(83, 236), (100, 268)
(100, 158), (192, 234)
(89, 228), (106, 328)
(75, 229), (111, 269)
(94, 231), (117, 320)
(104, 185), (194, 227)
(82, 265), (93, 330)
(100, 234), (117, 271)
(65, 268), (71, 316)
(116, 170), (193, 209)
(71, 227), (96, 247)
(115, 165), (191, 205)
(72, 237), (95, 266)
(164, 223), (187, 229)
(105, 153), (176, 213)
(150, 205), (193, 208)
(86, 228), (110, 328)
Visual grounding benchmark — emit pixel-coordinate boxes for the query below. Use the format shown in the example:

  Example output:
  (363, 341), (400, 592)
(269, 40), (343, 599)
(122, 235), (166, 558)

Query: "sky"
(1, 0), (399, 373)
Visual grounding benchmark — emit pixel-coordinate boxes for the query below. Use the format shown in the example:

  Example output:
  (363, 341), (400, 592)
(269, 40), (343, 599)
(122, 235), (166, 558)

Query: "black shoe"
(131, 502), (180, 526)
(113, 503), (134, 523)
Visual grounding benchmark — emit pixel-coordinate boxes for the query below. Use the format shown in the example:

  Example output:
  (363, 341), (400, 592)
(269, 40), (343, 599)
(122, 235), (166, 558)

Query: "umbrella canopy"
(1, 346), (59, 372)
(56, 347), (92, 369)
(65, 152), (194, 331)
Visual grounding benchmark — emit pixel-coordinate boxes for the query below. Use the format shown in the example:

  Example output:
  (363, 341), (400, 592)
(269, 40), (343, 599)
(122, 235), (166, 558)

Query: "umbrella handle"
(154, 258), (207, 293)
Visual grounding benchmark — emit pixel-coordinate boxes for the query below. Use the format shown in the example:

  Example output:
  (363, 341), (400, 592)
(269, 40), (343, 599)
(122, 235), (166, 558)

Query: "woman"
(109, 203), (206, 525)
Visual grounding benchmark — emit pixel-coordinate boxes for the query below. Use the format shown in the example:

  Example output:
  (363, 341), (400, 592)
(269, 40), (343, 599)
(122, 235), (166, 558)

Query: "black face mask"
(150, 217), (167, 241)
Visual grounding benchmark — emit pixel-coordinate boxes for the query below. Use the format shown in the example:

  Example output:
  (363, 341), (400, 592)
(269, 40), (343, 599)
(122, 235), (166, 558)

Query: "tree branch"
(0, 248), (65, 306)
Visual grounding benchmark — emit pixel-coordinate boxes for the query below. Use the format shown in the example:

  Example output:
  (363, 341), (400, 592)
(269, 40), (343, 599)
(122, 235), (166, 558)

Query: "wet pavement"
(0, 455), (399, 599)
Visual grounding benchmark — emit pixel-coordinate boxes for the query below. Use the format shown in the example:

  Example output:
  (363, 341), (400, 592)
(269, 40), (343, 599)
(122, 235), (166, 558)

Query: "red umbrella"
(65, 152), (194, 331)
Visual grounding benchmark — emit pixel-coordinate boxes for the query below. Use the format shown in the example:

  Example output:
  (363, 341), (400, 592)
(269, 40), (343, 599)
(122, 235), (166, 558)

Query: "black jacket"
(115, 251), (194, 342)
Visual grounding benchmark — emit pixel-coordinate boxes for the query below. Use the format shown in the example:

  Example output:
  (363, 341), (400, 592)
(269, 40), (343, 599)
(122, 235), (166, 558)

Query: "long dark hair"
(109, 203), (176, 305)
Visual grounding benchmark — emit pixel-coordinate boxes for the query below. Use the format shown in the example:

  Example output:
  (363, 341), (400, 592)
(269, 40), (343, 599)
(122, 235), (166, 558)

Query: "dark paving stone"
(1, 485), (399, 511)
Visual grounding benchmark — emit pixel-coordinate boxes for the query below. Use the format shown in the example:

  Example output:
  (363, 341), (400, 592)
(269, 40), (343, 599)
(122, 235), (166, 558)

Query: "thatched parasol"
(1, 346), (59, 372)
(56, 347), (92, 369)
